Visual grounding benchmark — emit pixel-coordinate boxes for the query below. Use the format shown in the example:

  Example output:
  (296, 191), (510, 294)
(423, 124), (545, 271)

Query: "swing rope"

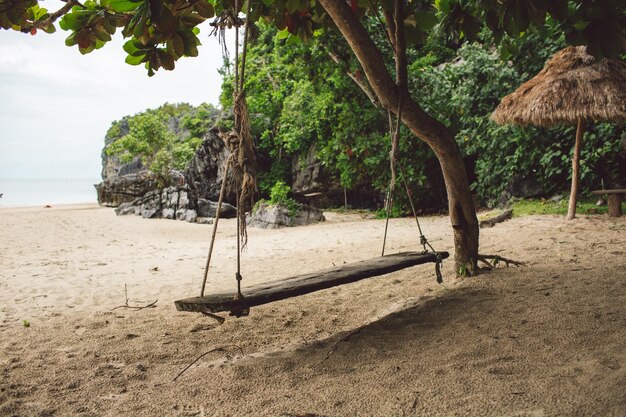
(200, 0), (256, 307)
(380, 98), (443, 283)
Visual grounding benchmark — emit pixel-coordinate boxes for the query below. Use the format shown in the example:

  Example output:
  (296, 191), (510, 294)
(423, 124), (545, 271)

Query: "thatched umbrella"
(492, 46), (626, 219)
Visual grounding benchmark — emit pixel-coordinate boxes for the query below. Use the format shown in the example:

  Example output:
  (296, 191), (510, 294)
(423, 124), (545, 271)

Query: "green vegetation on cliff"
(104, 102), (220, 183)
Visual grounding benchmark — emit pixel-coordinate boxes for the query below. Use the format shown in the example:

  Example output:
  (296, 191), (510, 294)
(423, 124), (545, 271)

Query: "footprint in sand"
(173, 404), (206, 416)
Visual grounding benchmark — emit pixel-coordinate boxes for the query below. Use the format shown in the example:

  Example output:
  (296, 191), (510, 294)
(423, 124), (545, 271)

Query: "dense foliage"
(414, 36), (623, 205)
(2, 1), (623, 75)
(105, 102), (220, 182)
(221, 24), (623, 209)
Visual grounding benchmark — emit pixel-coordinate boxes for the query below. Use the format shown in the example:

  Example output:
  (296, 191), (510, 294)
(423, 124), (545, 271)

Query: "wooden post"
(607, 194), (622, 217)
(567, 118), (585, 220)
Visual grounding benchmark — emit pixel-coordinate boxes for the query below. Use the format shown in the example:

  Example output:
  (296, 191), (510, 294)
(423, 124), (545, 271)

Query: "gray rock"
(196, 217), (214, 224)
(142, 207), (158, 219)
(114, 202), (135, 215)
(292, 205), (325, 226)
(138, 190), (162, 219)
(176, 209), (187, 220)
(291, 145), (324, 194)
(96, 171), (158, 207)
(197, 198), (237, 218)
(185, 127), (230, 203)
(168, 189), (179, 208)
(184, 210), (198, 223)
(162, 208), (176, 219)
(178, 190), (190, 210)
(247, 201), (325, 229)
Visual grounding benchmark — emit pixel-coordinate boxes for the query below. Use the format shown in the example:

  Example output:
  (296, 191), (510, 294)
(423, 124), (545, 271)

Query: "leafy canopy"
(1, 0), (623, 76)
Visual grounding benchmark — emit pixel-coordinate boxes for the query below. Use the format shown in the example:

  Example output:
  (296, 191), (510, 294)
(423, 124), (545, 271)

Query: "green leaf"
(185, 43), (198, 57)
(286, 34), (301, 45)
(107, 0), (143, 13)
(103, 16), (116, 34)
(435, 0), (450, 14)
(78, 42), (97, 55)
(413, 11), (438, 32)
(181, 13), (205, 27)
(123, 39), (139, 54)
(59, 12), (83, 31)
(125, 53), (146, 65)
(193, 0), (214, 19)
(93, 25), (112, 42)
(65, 32), (77, 46)
(276, 28), (290, 39)
(42, 24), (56, 34)
(180, 30), (200, 56)
(172, 32), (184, 57)
(157, 49), (175, 70)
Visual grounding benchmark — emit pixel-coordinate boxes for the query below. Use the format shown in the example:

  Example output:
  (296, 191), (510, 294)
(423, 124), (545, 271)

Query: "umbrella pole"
(567, 117), (585, 220)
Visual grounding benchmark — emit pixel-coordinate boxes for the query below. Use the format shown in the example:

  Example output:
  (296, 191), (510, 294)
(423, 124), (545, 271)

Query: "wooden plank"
(591, 189), (626, 195)
(175, 251), (449, 314)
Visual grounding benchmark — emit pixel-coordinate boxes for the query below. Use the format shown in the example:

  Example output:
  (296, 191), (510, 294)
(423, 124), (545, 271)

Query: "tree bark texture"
(567, 118), (585, 220)
(318, 0), (479, 272)
(607, 194), (623, 217)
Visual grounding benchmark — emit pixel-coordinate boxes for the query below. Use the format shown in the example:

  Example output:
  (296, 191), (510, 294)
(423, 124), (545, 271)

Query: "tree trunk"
(318, 0), (479, 273)
(567, 118), (585, 220)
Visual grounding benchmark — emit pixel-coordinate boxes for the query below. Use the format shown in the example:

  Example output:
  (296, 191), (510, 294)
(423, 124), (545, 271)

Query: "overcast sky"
(0, 1), (232, 179)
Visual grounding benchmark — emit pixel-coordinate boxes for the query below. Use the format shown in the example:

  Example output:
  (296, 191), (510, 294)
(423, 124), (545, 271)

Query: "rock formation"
(247, 201), (325, 229)
(97, 123), (234, 222)
(114, 185), (236, 223)
(186, 127), (230, 202)
(96, 171), (158, 207)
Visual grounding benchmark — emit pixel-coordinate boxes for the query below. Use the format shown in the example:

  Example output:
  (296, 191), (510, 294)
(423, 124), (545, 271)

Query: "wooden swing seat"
(175, 251), (449, 314)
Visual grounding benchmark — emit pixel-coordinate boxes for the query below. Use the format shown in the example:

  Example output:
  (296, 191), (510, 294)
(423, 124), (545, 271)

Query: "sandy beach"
(1, 204), (624, 416)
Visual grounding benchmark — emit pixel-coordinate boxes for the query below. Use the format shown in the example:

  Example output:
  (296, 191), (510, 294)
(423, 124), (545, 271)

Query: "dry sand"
(0, 204), (624, 416)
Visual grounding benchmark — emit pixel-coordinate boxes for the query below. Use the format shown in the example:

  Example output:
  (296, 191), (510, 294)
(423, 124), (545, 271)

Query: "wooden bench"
(591, 189), (626, 217)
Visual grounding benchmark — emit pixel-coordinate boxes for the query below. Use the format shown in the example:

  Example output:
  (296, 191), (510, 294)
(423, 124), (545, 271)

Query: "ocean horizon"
(0, 178), (100, 207)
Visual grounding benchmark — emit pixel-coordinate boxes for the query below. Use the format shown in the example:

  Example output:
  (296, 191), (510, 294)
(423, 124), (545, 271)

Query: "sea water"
(0, 178), (100, 207)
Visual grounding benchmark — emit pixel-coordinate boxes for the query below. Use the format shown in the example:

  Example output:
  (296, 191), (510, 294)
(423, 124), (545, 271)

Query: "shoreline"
(0, 202), (101, 212)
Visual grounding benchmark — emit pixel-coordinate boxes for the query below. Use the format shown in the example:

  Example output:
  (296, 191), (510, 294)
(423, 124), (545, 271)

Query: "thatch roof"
(491, 46), (626, 127)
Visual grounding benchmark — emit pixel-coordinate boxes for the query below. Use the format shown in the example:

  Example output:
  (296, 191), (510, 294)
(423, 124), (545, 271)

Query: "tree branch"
(328, 51), (382, 110)
(19, 0), (79, 32)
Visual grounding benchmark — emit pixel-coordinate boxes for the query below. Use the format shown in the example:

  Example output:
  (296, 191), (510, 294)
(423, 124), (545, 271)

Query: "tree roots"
(477, 254), (525, 270)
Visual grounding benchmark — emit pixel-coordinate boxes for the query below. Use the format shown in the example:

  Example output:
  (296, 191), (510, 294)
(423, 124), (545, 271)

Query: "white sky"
(0, 1), (233, 179)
